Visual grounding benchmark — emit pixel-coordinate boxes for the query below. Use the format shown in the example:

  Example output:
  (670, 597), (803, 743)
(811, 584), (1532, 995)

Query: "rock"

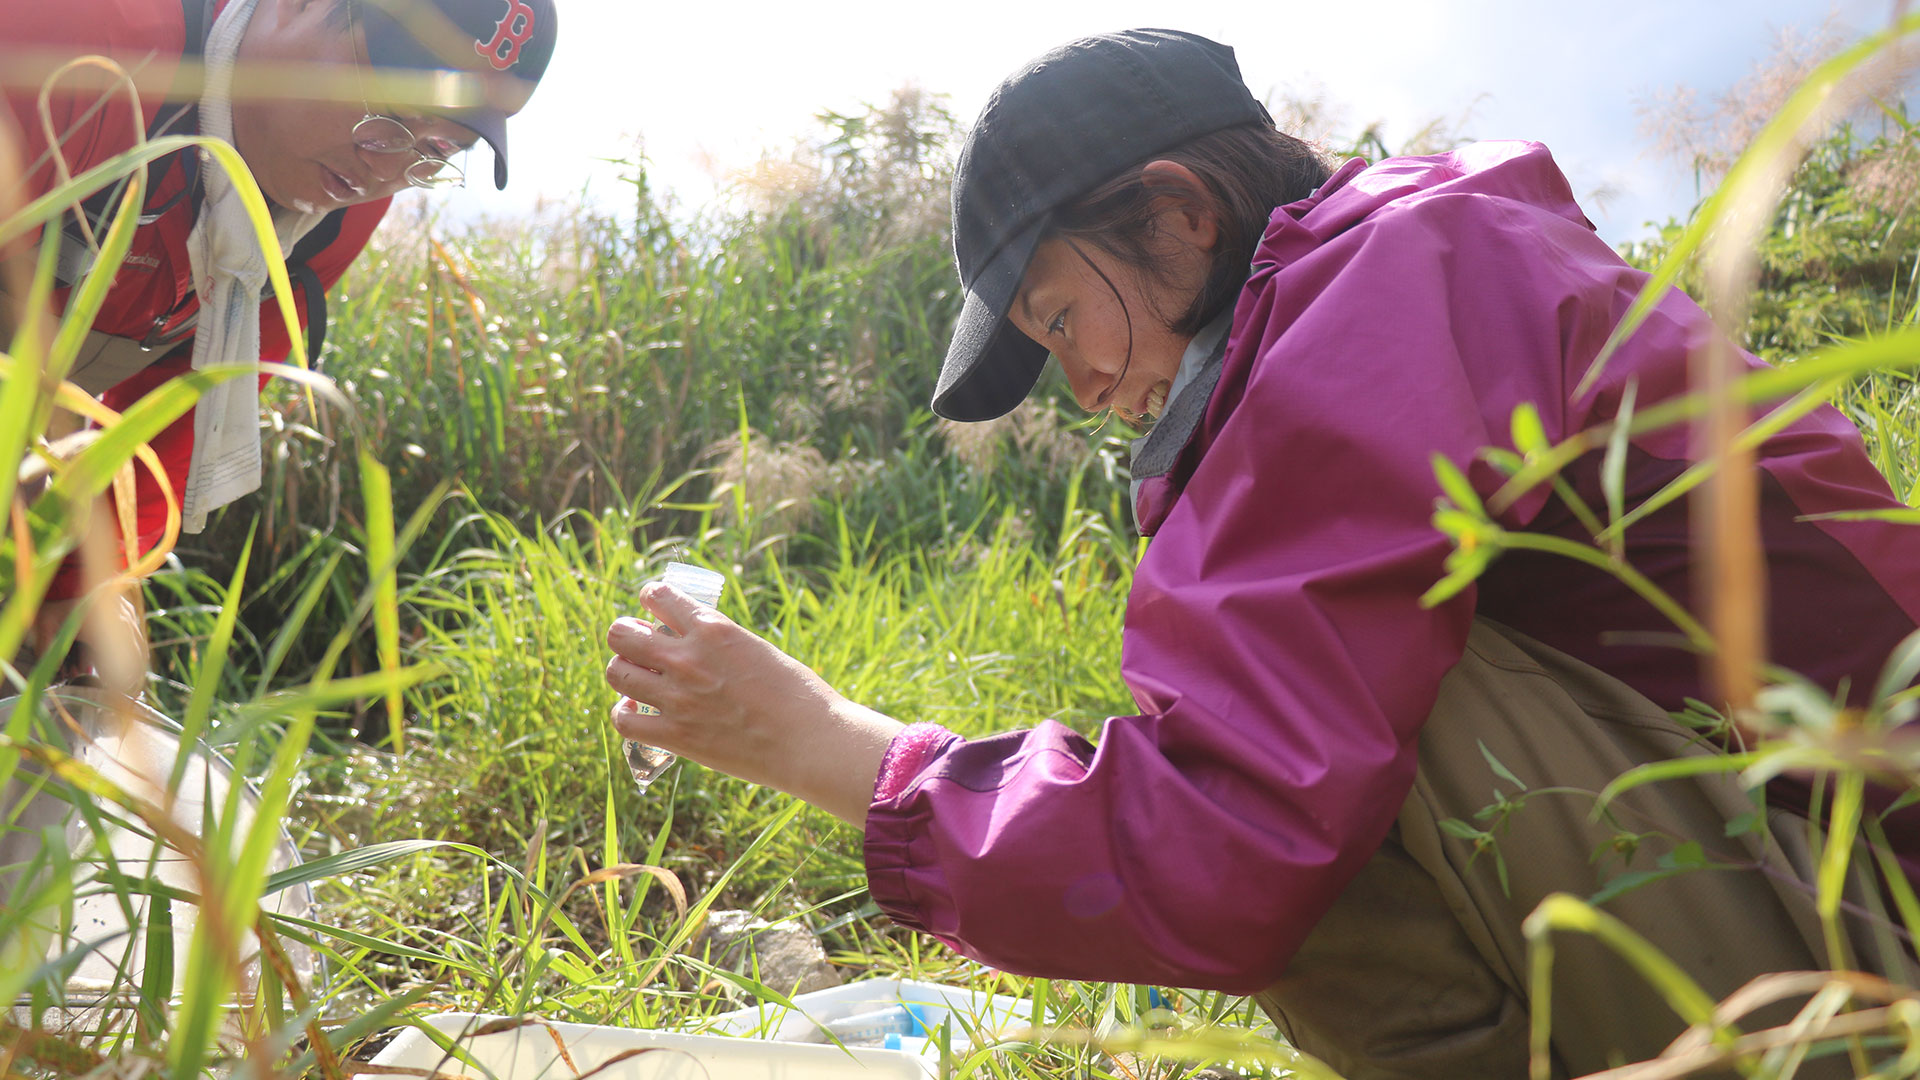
(696, 909), (843, 996)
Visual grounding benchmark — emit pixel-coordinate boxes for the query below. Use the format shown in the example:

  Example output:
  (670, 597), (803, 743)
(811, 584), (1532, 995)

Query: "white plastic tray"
(371, 1012), (935, 1079)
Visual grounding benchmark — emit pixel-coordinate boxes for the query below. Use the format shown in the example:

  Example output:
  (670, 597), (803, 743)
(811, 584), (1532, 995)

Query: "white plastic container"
(705, 978), (1033, 1058)
(1, 686), (316, 1031)
(370, 1012), (934, 1079)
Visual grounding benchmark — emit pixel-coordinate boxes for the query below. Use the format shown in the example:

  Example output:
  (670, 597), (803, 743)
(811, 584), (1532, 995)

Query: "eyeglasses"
(346, 0), (466, 190)
(351, 114), (465, 189)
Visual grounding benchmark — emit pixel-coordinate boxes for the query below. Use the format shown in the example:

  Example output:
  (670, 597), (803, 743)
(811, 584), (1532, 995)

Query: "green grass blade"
(175, 521), (255, 787)
(358, 451), (404, 751)
(46, 181), (144, 382)
(0, 217), (67, 526)
(263, 839), (458, 895)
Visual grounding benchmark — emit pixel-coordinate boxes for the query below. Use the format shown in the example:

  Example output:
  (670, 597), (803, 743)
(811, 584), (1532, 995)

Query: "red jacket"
(4, 0), (389, 589)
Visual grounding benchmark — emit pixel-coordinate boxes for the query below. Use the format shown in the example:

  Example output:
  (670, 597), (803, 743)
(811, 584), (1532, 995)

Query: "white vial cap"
(659, 562), (726, 608)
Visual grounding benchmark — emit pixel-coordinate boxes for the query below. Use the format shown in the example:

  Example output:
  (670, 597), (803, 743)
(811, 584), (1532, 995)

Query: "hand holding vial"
(620, 562), (725, 790)
(604, 564), (904, 825)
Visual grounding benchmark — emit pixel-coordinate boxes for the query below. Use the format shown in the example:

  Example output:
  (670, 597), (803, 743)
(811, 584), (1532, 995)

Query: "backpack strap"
(279, 209), (347, 369)
(40, 207), (349, 395)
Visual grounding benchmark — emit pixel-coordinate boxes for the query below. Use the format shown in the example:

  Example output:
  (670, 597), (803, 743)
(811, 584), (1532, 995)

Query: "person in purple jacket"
(605, 29), (1920, 1078)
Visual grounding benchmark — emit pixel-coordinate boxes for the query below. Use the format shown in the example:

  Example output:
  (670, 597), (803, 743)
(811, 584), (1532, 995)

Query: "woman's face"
(1006, 166), (1216, 424)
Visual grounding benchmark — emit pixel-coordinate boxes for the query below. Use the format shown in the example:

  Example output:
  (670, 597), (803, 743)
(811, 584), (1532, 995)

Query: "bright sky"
(424, 0), (1898, 248)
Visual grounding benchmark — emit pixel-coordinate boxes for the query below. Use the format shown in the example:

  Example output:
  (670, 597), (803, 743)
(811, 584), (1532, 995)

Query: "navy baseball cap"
(358, 0), (558, 189)
(934, 29), (1271, 422)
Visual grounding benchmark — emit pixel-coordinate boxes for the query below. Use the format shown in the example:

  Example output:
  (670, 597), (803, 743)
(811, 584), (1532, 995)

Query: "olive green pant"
(1254, 618), (1915, 1079)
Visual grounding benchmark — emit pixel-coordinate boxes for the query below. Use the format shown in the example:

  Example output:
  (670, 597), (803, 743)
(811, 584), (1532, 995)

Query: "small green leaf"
(1482, 447), (1526, 476)
(1419, 564), (1483, 608)
(1589, 866), (1721, 906)
(1510, 402), (1550, 457)
(1724, 810), (1762, 838)
(1442, 544), (1495, 576)
(1431, 453), (1485, 516)
(1873, 628), (1920, 707)
(1431, 508), (1485, 538)
(1663, 840), (1707, 869)
(1479, 740), (1527, 791)
(1601, 378), (1637, 537)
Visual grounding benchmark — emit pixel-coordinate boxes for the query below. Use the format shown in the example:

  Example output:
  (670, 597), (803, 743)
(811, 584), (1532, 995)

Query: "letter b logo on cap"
(475, 0), (538, 71)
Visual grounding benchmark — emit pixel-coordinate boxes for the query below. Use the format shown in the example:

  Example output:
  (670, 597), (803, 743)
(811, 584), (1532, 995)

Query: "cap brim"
(399, 103), (511, 189)
(361, 7), (519, 189)
(932, 215), (1051, 422)
(442, 109), (509, 189)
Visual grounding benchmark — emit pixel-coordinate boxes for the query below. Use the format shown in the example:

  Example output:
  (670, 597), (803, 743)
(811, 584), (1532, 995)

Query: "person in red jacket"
(2, 0), (556, 679)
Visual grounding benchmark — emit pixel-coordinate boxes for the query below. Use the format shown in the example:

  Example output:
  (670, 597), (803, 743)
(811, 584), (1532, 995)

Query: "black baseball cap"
(358, 0), (558, 189)
(933, 29), (1271, 422)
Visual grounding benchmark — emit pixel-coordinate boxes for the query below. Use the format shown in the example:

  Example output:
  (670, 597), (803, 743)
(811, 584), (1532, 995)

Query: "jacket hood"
(1130, 140), (1597, 536)
(1254, 140), (1595, 275)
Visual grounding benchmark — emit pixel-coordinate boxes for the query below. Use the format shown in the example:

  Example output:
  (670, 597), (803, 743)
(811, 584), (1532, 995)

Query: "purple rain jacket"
(862, 141), (1920, 994)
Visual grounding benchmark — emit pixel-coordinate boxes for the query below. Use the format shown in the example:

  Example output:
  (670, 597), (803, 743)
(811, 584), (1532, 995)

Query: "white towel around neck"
(180, 0), (324, 533)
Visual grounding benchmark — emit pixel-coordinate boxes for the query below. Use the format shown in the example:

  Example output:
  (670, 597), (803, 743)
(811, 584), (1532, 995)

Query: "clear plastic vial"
(624, 561), (727, 791)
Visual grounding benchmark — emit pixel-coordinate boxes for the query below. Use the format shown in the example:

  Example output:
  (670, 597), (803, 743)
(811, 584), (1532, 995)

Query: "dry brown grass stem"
(1579, 994), (1919, 1079)
(37, 57), (142, 250)
(1693, 339), (1763, 711)
(1695, 28), (1920, 712)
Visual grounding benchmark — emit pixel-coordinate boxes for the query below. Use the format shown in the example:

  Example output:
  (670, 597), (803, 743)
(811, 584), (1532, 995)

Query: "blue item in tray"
(821, 1003), (932, 1045)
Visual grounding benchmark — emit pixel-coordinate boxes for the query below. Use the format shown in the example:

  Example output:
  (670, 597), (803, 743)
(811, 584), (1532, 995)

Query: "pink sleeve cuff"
(872, 722), (958, 802)
(864, 722), (962, 941)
